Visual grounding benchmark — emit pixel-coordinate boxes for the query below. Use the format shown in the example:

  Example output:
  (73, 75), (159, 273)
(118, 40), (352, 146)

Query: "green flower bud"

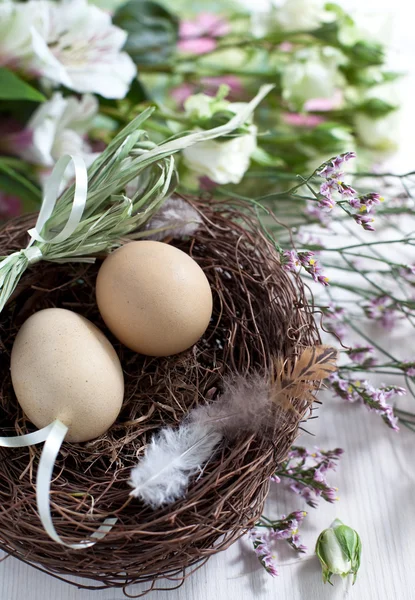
(315, 519), (362, 585)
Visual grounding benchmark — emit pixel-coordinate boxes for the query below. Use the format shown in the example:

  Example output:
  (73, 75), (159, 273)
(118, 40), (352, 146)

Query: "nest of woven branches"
(0, 199), (320, 595)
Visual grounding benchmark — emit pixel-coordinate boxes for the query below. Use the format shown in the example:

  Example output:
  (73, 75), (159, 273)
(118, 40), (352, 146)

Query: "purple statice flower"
(270, 474), (281, 483)
(322, 303), (347, 341)
(365, 296), (400, 330)
(305, 201), (331, 226)
(349, 197), (362, 209)
(346, 346), (377, 367)
(349, 192), (383, 213)
(283, 250), (329, 285)
(283, 249), (301, 272)
(318, 195), (336, 211)
(291, 533), (307, 553)
(315, 153), (364, 218)
(317, 152), (356, 179)
(275, 447), (342, 508)
(248, 529), (279, 576)
(329, 373), (404, 430)
(353, 214), (375, 231)
(359, 192), (383, 212)
(338, 182), (357, 197)
(329, 373), (358, 402)
(320, 178), (340, 198)
(267, 511), (307, 553)
(298, 252), (329, 286)
(400, 361), (415, 377)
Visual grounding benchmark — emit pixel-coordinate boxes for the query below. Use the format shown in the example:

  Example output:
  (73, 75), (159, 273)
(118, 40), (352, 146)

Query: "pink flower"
(0, 119), (33, 156)
(304, 90), (343, 112)
(283, 113), (325, 127)
(178, 13), (229, 55)
(0, 192), (22, 220)
(171, 75), (242, 106)
(171, 83), (195, 105)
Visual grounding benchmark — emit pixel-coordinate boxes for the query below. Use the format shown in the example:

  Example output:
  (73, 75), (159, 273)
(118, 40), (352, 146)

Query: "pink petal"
(283, 113), (326, 127)
(178, 38), (217, 55)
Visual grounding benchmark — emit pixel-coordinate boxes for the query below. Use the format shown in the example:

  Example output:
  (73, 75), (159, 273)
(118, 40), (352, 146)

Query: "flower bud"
(315, 519), (362, 584)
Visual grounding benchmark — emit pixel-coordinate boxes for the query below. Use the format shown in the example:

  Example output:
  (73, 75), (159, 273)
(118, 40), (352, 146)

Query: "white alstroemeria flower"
(0, 2), (65, 80)
(275, 0), (334, 32)
(19, 92), (99, 168)
(282, 47), (346, 109)
(182, 128), (257, 185)
(0, 0), (136, 99)
(182, 99), (257, 185)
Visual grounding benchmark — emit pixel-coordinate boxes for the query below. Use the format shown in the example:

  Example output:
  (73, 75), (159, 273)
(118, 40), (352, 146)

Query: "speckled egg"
(96, 241), (213, 356)
(11, 308), (124, 443)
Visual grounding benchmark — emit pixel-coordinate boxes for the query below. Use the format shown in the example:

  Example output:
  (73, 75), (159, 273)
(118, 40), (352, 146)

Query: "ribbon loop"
(28, 154), (88, 246)
(0, 420), (116, 549)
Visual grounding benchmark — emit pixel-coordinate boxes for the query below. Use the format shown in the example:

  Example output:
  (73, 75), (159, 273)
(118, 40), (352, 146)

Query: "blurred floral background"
(0, 0), (402, 217)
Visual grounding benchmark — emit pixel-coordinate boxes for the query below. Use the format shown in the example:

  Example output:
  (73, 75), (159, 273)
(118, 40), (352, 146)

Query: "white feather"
(129, 422), (223, 508)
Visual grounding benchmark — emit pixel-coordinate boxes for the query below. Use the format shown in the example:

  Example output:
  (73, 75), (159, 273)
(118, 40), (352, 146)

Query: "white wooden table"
(1, 1), (415, 598)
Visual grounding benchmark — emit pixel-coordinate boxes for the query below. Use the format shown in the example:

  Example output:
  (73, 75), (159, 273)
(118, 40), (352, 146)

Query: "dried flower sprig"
(246, 152), (415, 430)
(249, 510), (307, 577)
(329, 373), (404, 431)
(252, 446), (343, 576)
(274, 447), (343, 508)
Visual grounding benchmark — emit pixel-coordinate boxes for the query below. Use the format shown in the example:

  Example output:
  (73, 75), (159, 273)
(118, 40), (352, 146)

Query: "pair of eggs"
(11, 241), (213, 443)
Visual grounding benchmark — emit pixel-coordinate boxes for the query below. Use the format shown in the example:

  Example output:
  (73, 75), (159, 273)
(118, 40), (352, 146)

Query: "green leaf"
(0, 159), (42, 212)
(0, 68), (46, 102)
(126, 77), (150, 104)
(113, 0), (179, 66)
(334, 525), (359, 562)
(357, 98), (398, 119)
(344, 41), (385, 69)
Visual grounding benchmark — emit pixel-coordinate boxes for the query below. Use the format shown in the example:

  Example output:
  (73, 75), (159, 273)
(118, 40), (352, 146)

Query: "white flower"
(338, 10), (392, 47)
(0, 0), (136, 99)
(0, 2), (63, 79)
(354, 84), (400, 152)
(182, 100), (257, 185)
(275, 0), (333, 32)
(354, 113), (399, 152)
(19, 92), (99, 168)
(282, 47), (346, 109)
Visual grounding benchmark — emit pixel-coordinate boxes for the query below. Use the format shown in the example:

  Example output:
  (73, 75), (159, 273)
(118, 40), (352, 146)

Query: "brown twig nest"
(0, 199), (320, 596)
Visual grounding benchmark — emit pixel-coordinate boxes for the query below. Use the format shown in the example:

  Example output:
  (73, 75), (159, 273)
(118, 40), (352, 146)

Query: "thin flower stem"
(345, 319), (398, 362)
(321, 238), (415, 252)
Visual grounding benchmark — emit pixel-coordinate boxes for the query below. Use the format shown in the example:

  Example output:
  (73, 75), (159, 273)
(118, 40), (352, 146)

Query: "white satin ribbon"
(25, 154), (88, 259)
(0, 420), (116, 549)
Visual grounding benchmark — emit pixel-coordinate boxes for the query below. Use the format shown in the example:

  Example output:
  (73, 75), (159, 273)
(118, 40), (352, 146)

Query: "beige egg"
(11, 308), (124, 443)
(96, 241), (213, 357)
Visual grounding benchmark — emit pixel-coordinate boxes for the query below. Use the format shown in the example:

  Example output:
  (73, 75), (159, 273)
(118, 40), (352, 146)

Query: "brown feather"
(271, 345), (338, 411)
(189, 345), (338, 440)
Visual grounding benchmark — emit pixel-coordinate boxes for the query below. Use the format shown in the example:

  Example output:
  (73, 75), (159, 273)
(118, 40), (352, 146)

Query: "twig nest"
(0, 199), (320, 593)
(96, 241), (213, 356)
